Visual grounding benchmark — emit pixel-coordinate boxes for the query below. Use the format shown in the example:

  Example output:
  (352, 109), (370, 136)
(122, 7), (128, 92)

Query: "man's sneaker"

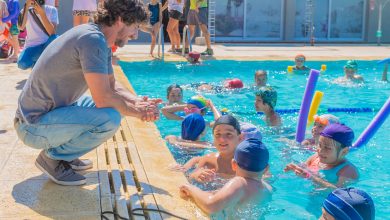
(70, 158), (93, 171)
(201, 48), (214, 56)
(35, 151), (86, 186)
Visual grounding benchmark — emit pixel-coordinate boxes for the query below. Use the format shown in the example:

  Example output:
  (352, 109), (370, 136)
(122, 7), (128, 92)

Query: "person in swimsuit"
(334, 60), (364, 83)
(179, 138), (272, 216)
(255, 86), (281, 127)
(165, 84), (184, 106)
(284, 123), (358, 188)
(320, 187), (375, 220)
(147, 0), (162, 57)
(293, 54), (310, 73)
(302, 114), (339, 148)
(255, 70), (268, 87)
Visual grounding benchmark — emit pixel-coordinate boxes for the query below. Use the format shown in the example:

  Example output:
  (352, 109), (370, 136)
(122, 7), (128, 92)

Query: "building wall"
(19, 0), (390, 43)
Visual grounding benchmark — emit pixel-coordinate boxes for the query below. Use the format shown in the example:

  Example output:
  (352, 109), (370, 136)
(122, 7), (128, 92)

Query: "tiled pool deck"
(0, 44), (389, 219)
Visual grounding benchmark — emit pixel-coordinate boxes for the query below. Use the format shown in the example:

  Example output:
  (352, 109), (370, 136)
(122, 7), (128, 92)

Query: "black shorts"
(169, 10), (182, 20)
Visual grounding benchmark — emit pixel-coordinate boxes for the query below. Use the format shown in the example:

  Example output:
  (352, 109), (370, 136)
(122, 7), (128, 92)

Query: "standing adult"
(17, 0), (58, 69)
(73, 0), (102, 26)
(14, 0), (160, 186)
(2, 0), (20, 62)
(164, 0), (184, 52)
(185, 0), (213, 55)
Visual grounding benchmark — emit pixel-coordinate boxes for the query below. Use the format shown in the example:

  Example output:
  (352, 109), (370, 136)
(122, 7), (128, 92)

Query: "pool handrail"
(158, 24), (164, 60)
(181, 25), (192, 56)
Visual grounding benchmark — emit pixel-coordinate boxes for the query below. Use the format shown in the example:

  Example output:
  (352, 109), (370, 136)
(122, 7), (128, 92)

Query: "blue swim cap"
(320, 123), (354, 147)
(234, 138), (269, 172)
(213, 115), (241, 134)
(323, 188), (375, 220)
(240, 122), (262, 141)
(181, 113), (206, 141)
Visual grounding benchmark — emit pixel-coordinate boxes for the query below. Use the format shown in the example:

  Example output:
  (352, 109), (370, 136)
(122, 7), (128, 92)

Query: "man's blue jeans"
(14, 96), (121, 161)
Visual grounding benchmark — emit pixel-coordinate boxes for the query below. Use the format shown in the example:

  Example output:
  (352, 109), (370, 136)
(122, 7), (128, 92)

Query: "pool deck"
(0, 44), (389, 219)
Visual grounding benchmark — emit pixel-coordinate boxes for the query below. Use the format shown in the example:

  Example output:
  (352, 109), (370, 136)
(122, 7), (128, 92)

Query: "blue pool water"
(120, 60), (389, 219)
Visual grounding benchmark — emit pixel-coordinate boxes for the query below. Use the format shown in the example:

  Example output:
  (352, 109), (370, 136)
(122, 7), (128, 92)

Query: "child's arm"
(32, 3), (55, 35)
(18, 1), (30, 31)
(161, 1), (168, 11)
(168, 156), (202, 172)
(161, 104), (186, 120)
(208, 99), (221, 121)
(382, 63), (388, 82)
(166, 135), (212, 149)
(179, 178), (244, 214)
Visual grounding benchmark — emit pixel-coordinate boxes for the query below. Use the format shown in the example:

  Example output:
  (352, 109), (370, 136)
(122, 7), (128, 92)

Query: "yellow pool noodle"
(307, 91), (324, 125)
(287, 66), (293, 73)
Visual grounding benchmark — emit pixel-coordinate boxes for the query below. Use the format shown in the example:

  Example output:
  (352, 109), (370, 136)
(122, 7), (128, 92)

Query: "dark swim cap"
(323, 188), (375, 220)
(181, 113), (206, 141)
(212, 115), (241, 134)
(234, 138), (269, 172)
(320, 123), (354, 147)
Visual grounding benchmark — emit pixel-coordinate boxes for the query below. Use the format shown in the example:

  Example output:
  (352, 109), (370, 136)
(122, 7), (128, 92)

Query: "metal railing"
(181, 25), (192, 56)
(157, 24), (164, 60)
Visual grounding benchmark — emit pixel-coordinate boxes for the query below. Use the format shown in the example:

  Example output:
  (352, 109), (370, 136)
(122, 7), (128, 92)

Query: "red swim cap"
(189, 52), (200, 61)
(226, 78), (244, 89)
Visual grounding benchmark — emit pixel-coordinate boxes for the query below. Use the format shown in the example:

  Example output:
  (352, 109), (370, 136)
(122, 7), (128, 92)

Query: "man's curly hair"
(94, 0), (149, 26)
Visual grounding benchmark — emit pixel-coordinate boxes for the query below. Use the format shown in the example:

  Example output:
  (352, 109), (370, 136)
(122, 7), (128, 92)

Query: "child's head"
(233, 138), (269, 176)
(321, 187), (375, 220)
(185, 95), (207, 115)
(318, 123), (354, 164)
(255, 86), (277, 112)
(181, 113), (206, 141)
(240, 122), (262, 141)
(255, 70), (268, 87)
(295, 54), (306, 68)
(167, 84), (183, 104)
(312, 114), (340, 141)
(344, 60), (358, 78)
(213, 115), (242, 156)
(224, 78), (244, 89)
(187, 51), (200, 64)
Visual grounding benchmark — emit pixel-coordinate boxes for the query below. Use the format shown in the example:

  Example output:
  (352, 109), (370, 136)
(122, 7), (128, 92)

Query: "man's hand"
(133, 97), (162, 122)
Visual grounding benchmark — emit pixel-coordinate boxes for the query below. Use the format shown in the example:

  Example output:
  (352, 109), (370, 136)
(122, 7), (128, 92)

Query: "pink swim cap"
(226, 78), (244, 89)
(189, 52), (200, 61)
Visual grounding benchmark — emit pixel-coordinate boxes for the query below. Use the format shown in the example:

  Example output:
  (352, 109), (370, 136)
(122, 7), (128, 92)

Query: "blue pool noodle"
(351, 97), (390, 150)
(295, 69), (320, 143)
(377, 57), (390, 65)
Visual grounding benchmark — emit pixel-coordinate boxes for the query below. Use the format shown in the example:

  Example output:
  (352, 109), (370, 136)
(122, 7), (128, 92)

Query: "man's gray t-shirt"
(16, 23), (113, 124)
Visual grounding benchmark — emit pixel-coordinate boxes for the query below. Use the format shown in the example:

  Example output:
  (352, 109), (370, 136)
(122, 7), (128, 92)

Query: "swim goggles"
(313, 115), (329, 126)
(184, 106), (206, 115)
(295, 57), (305, 62)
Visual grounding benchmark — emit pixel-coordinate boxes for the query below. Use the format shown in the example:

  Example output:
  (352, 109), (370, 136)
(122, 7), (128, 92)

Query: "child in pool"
(302, 114), (339, 147)
(293, 54), (310, 72)
(162, 95), (209, 120)
(284, 123), (358, 188)
(192, 78), (244, 93)
(147, 0), (162, 57)
(165, 84), (184, 106)
(169, 120), (263, 172)
(165, 113), (213, 149)
(335, 60), (364, 83)
(171, 115), (243, 182)
(255, 70), (268, 87)
(320, 187), (375, 220)
(186, 51), (201, 65)
(255, 86), (281, 127)
(179, 138), (272, 216)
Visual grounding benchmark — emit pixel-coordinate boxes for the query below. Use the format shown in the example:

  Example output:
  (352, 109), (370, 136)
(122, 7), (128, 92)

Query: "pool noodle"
(351, 97), (390, 149)
(377, 57), (390, 65)
(295, 69), (320, 143)
(307, 91), (324, 125)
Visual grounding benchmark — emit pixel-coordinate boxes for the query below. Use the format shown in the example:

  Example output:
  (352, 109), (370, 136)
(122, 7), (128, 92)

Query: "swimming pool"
(120, 60), (389, 219)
